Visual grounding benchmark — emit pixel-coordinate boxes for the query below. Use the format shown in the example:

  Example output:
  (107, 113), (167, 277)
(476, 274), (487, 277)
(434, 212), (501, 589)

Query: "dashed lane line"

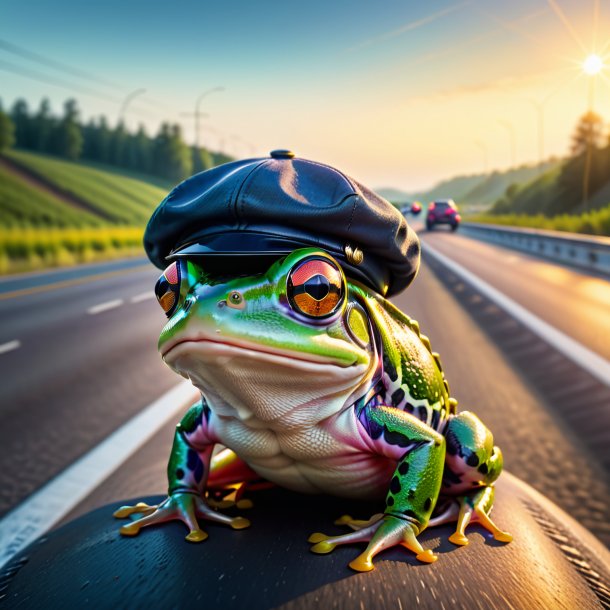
(0, 265), (150, 301)
(0, 340), (20, 355)
(423, 241), (610, 388)
(87, 299), (124, 315)
(0, 380), (198, 570)
(130, 291), (155, 303)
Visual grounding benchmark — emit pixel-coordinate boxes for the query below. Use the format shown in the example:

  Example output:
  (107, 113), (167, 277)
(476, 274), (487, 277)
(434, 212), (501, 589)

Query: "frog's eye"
(287, 257), (344, 318)
(155, 261), (182, 318)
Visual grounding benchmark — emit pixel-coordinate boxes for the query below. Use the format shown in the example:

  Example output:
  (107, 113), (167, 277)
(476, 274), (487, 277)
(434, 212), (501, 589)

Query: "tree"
(126, 124), (153, 174)
(0, 102), (16, 153)
(51, 99), (83, 160)
(191, 145), (213, 174)
(11, 98), (34, 148)
(152, 123), (192, 182)
(32, 98), (54, 152)
(570, 111), (606, 156)
(109, 121), (129, 167)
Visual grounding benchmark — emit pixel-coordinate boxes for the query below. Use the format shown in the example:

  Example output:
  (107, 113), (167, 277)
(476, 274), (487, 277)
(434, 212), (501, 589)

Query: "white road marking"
(424, 241), (610, 388)
(0, 380), (198, 569)
(130, 291), (155, 303)
(0, 340), (20, 355)
(87, 299), (124, 315)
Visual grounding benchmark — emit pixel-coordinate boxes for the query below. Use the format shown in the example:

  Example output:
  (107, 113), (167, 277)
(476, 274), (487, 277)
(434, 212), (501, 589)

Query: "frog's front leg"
(309, 406), (445, 572)
(437, 411), (512, 546)
(114, 399), (251, 541)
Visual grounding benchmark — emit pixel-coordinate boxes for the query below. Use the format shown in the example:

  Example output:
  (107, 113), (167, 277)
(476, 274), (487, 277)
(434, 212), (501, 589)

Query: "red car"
(426, 199), (461, 231)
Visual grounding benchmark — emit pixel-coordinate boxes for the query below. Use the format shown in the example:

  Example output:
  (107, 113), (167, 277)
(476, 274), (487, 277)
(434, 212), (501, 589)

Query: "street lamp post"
(118, 88), (146, 126)
(194, 87), (225, 151)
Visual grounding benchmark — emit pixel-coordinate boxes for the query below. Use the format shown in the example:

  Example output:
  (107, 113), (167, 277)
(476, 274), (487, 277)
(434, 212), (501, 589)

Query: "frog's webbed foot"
(113, 491), (251, 542)
(309, 514), (437, 572)
(435, 488), (512, 547)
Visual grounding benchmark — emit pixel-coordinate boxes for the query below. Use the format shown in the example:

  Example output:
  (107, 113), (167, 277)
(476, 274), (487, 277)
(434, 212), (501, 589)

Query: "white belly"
(212, 408), (395, 499)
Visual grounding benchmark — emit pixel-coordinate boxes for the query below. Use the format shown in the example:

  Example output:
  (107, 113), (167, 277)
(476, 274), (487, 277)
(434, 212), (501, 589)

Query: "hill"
(3, 150), (169, 226)
(412, 160), (561, 211)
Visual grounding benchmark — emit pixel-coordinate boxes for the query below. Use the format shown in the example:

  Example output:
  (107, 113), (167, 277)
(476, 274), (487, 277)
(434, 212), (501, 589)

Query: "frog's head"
(153, 248), (376, 427)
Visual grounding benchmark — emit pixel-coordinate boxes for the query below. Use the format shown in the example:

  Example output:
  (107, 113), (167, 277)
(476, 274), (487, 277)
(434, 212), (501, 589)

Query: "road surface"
(0, 229), (608, 565)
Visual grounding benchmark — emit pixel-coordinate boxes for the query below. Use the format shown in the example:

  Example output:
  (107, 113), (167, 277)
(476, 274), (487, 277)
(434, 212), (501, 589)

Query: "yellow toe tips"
(236, 499), (254, 509)
(310, 541), (336, 554)
(307, 532), (330, 544)
(230, 517), (251, 530)
(334, 515), (353, 525)
(449, 533), (469, 546)
(494, 531), (513, 543)
(185, 529), (208, 543)
(415, 549), (438, 563)
(113, 502), (155, 519)
(348, 556), (374, 572)
(119, 523), (141, 537)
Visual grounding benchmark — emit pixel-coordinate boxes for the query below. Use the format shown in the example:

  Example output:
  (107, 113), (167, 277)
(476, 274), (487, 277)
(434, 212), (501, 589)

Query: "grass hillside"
(413, 160), (560, 210)
(0, 150), (175, 273)
(4, 150), (169, 225)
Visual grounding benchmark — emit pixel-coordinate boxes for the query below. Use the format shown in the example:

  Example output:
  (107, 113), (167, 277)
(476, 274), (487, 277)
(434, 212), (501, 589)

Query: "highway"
(0, 227), (609, 567)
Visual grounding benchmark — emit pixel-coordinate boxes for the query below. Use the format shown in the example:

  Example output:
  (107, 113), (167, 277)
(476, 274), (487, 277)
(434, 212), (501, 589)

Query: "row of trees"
(0, 98), (232, 182)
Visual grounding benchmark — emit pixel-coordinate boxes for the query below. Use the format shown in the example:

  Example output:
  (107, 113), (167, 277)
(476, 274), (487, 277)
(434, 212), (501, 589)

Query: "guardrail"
(460, 222), (610, 277)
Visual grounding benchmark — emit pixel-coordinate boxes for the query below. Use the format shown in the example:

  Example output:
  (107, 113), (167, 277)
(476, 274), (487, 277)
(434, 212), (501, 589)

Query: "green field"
(5, 150), (169, 225)
(0, 163), (102, 228)
(0, 150), (174, 273)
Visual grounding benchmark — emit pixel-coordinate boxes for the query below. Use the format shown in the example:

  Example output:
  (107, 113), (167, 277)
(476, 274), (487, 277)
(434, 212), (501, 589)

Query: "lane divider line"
(0, 340), (20, 355)
(87, 299), (124, 315)
(423, 242), (610, 388)
(0, 265), (150, 301)
(0, 380), (198, 569)
(130, 292), (155, 303)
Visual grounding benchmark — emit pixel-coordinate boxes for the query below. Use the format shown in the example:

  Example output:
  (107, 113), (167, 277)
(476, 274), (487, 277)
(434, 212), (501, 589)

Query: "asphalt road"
(1, 230), (609, 552)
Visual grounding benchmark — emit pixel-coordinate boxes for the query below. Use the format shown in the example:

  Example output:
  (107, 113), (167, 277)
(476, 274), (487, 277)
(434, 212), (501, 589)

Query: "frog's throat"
(164, 340), (373, 428)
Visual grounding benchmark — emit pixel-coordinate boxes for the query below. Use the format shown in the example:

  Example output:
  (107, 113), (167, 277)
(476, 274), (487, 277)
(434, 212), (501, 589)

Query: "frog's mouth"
(161, 335), (372, 427)
(161, 336), (354, 367)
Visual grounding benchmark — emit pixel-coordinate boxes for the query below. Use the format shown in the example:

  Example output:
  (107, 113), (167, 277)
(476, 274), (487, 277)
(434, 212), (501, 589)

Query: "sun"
(583, 54), (604, 76)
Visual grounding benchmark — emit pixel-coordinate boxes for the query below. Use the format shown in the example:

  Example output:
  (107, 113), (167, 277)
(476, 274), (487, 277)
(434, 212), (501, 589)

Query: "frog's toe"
(185, 529), (208, 543)
(229, 516), (251, 530)
(311, 540), (337, 554)
(348, 554), (374, 572)
(493, 530), (513, 543)
(334, 514), (353, 525)
(415, 549), (438, 563)
(308, 532), (330, 544)
(236, 499), (254, 509)
(448, 532), (469, 546)
(119, 522), (142, 537)
(113, 502), (157, 519)
(334, 513), (383, 530)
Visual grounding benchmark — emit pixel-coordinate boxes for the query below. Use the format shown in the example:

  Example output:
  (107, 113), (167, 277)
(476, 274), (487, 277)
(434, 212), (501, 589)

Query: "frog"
(114, 247), (511, 572)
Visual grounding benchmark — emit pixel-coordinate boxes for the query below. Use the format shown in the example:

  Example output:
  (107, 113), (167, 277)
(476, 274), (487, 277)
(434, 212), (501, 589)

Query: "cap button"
(270, 149), (295, 159)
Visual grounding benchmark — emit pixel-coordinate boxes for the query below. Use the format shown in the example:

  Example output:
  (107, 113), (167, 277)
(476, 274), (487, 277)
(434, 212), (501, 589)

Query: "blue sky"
(2, 0), (608, 191)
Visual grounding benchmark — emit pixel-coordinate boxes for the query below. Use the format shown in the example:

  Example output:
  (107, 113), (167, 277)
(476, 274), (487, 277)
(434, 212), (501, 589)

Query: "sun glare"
(583, 53), (603, 75)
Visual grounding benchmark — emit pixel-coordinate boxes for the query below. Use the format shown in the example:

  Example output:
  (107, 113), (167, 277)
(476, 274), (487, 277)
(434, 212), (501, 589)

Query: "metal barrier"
(460, 222), (610, 277)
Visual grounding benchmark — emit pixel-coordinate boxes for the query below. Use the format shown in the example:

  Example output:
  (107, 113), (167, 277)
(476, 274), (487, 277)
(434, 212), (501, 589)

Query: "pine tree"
(0, 101), (16, 152)
(52, 99), (83, 160)
(570, 111), (606, 156)
(33, 98), (54, 152)
(10, 98), (33, 148)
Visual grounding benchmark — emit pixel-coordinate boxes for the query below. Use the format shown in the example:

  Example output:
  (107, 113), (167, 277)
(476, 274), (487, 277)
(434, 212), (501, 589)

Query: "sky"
(2, 0), (610, 192)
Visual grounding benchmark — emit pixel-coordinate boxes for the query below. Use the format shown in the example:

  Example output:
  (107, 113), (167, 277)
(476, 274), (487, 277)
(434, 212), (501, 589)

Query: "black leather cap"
(143, 150), (420, 297)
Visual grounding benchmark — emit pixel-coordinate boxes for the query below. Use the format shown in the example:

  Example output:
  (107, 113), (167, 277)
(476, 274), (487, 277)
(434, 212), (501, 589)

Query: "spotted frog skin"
(114, 248), (511, 571)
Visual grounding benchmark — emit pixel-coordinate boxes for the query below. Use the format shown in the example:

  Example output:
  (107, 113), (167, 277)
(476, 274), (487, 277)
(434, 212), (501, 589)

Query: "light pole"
(497, 119), (516, 168)
(527, 99), (545, 171)
(195, 87), (225, 151)
(474, 140), (489, 174)
(118, 88), (146, 126)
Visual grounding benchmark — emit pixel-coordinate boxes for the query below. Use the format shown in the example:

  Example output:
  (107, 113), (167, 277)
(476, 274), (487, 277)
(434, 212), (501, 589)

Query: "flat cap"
(143, 150), (420, 297)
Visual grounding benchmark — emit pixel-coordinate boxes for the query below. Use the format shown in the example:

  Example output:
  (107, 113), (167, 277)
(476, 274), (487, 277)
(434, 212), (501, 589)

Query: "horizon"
(2, 0), (609, 192)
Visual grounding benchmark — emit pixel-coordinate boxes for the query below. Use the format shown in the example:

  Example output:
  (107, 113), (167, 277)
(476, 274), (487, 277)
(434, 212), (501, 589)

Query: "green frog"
(114, 247), (511, 571)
